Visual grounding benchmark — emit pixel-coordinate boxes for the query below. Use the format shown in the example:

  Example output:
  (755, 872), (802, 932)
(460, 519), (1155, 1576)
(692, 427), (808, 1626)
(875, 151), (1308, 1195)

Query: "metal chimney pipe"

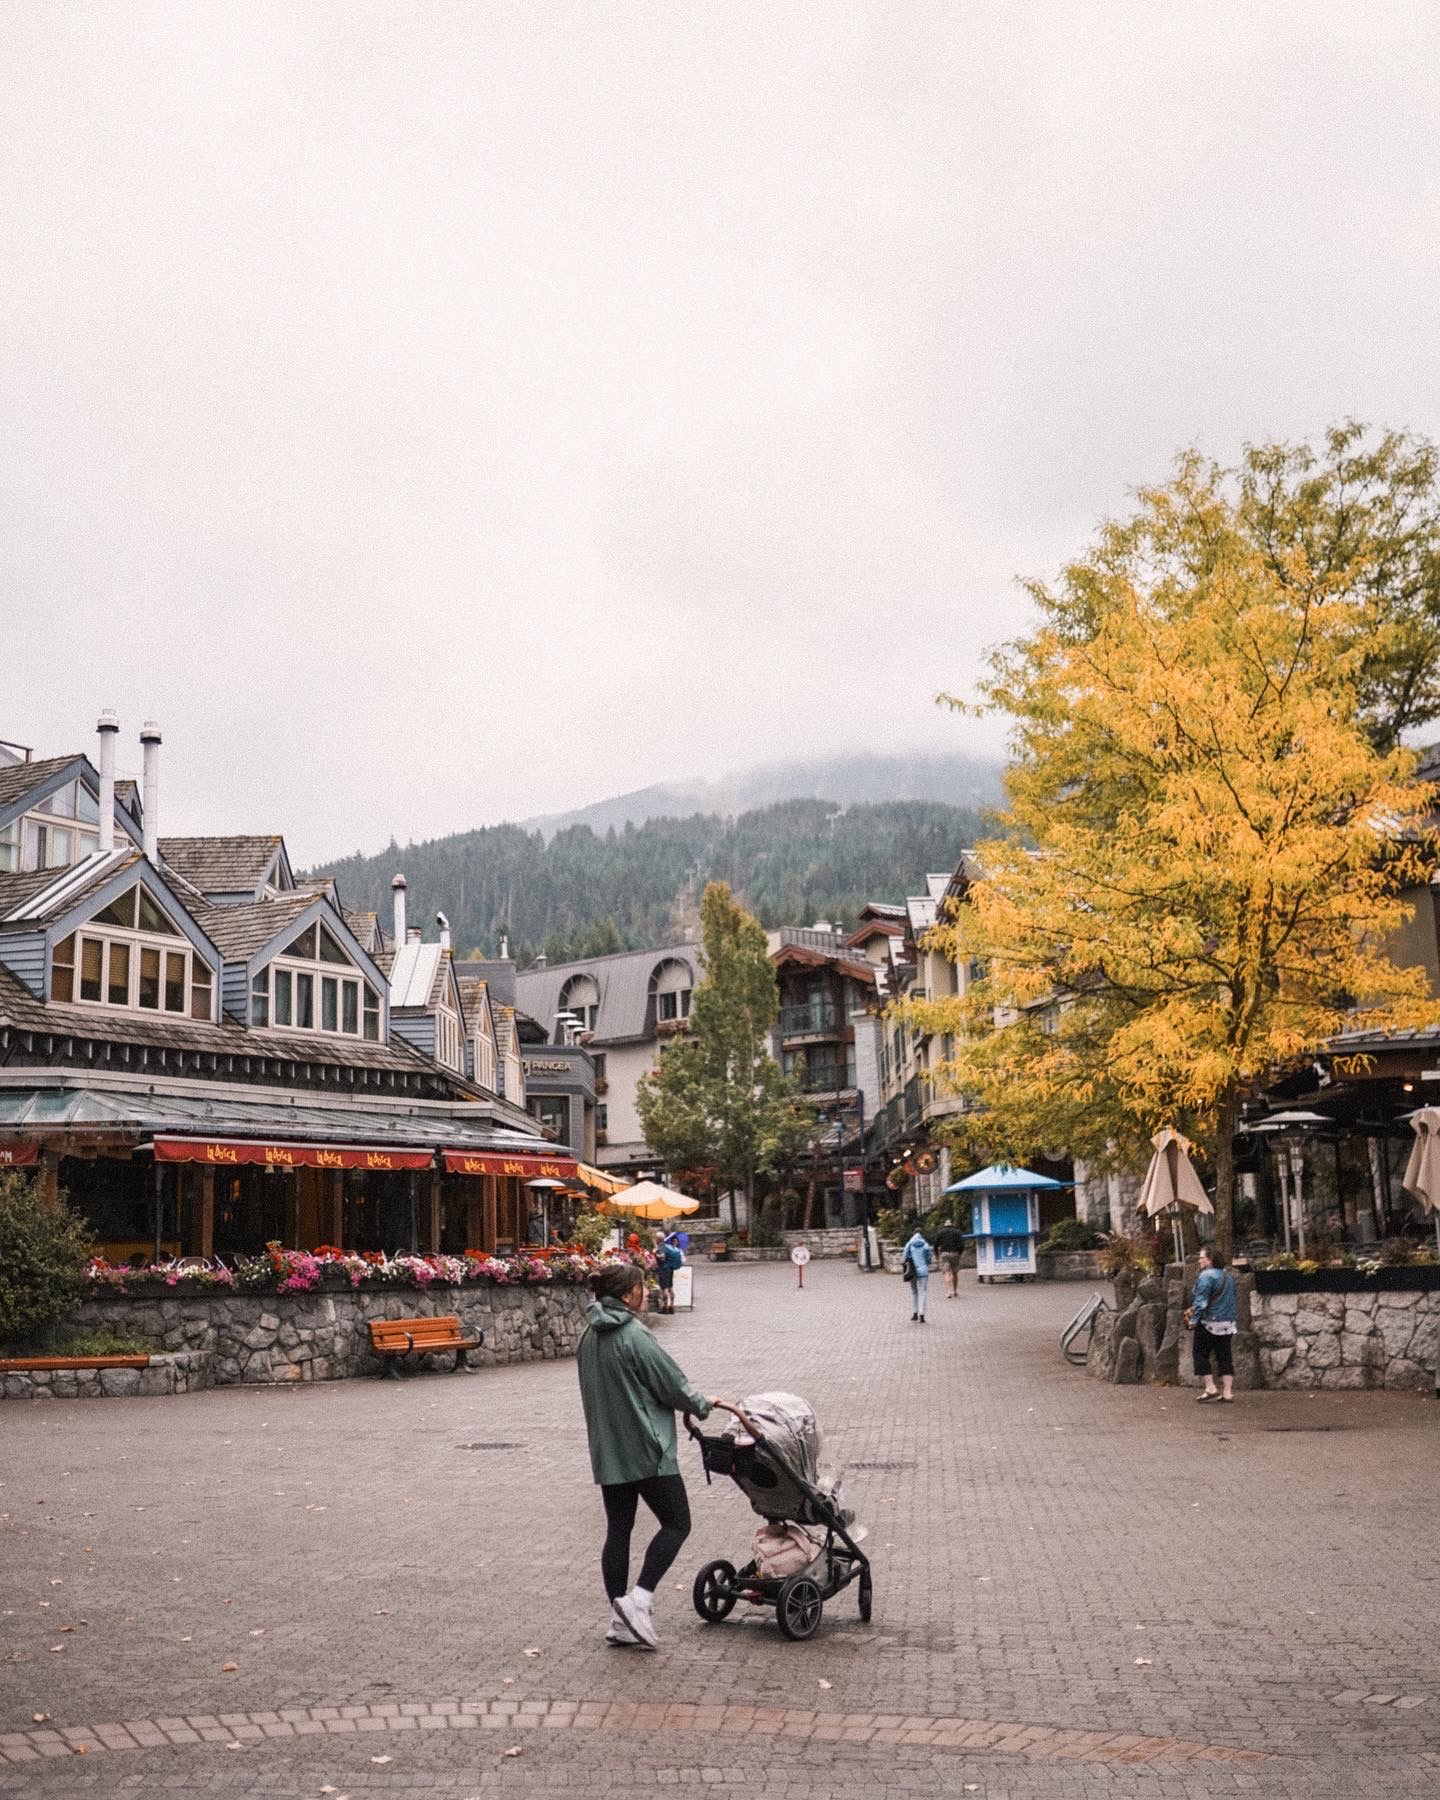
(436, 911), (452, 952)
(391, 873), (407, 946)
(96, 710), (119, 854)
(139, 721), (161, 862)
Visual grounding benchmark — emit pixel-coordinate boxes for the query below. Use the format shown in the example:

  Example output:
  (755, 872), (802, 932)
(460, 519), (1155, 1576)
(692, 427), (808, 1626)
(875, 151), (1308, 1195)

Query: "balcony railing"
(790, 1064), (855, 1095)
(780, 1000), (840, 1038)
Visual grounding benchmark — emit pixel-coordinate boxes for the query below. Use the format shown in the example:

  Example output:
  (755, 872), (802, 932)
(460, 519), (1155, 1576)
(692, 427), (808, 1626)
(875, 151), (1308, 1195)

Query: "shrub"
(1039, 1217), (1103, 1254)
(570, 1208), (614, 1255)
(749, 1203), (782, 1248)
(1098, 1229), (1165, 1280)
(0, 1172), (95, 1349)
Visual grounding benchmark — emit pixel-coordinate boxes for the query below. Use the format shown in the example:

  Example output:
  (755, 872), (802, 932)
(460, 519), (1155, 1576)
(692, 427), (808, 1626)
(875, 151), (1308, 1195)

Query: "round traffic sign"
(789, 1245), (812, 1266)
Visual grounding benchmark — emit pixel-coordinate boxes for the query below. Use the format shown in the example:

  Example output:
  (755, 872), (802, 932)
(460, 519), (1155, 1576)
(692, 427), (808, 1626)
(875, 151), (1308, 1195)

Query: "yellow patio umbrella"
(598, 1179), (701, 1221)
(1137, 1127), (1213, 1263)
(1401, 1107), (1440, 1256)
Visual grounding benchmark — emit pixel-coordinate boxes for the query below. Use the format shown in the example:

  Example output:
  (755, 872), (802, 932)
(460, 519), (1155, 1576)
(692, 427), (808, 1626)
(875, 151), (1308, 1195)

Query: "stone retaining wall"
(781, 1229), (859, 1259)
(2, 1350), (210, 1401)
(1036, 1250), (1108, 1282)
(58, 1283), (590, 1387)
(1253, 1289), (1439, 1392)
(1085, 1265), (1439, 1392)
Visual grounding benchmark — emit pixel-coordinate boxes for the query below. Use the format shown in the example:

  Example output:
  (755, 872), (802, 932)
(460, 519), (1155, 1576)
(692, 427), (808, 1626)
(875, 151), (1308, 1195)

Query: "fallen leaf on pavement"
(1134, 1658), (1153, 1666)
(249, 1629), (266, 1637)
(31, 1713), (48, 1724)
(523, 1646), (541, 1657)
(817, 1679), (832, 1690)
(71, 1745), (89, 1755)
(503, 1746), (522, 1757)
(48, 1645), (65, 1654)
(369, 1754), (392, 1764)
(222, 1662), (238, 1672)
(373, 1608), (392, 1616)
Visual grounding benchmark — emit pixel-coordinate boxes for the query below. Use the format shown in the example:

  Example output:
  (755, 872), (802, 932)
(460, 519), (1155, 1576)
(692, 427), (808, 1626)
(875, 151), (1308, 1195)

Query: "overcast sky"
(5, 2), (1439, 862)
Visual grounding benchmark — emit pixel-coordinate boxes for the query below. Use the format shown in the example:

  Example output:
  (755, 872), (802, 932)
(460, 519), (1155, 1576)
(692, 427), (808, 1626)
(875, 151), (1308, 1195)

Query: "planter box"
(1253, 1266), (1440, 1294)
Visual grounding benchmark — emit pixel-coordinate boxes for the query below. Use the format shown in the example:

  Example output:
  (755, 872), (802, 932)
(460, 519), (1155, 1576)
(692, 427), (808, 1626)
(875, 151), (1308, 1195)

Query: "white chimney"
(96, 710), (119, 854)
(436, 911), (451, 952)
(500, 933), (509, 961)
(391, 873), (407, 945)
(408, 926), (421, 943)
(139, 721), (161, 862)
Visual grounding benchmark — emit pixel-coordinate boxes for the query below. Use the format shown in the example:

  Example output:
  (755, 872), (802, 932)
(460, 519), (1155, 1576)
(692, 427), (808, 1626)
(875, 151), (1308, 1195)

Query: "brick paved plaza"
(2, 1262), (1438, 1799)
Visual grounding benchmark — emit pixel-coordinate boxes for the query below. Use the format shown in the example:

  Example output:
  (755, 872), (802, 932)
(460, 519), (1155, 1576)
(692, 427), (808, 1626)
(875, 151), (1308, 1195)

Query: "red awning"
(0, 1141), (39, 1167)
(442, 1149), (579, 1180)
(153, 1137), (433, 1172)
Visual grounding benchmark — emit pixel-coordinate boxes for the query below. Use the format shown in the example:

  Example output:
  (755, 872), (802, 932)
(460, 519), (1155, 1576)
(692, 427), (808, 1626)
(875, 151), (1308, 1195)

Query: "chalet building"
(0, 717), (577, 1262)
(515, 943), (699, 1183)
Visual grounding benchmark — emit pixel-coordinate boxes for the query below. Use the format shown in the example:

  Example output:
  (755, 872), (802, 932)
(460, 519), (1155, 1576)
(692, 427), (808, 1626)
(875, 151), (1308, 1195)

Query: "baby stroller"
(685, 1392), (871, 1641)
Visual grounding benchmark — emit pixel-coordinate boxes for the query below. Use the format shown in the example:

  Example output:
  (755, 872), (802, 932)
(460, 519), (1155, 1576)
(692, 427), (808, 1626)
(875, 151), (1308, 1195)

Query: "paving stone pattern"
(2, 1264), (1438, 1799)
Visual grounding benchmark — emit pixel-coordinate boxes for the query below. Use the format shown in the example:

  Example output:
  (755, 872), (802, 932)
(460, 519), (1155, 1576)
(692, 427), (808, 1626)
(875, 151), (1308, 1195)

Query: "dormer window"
(436, 1002), (463, 1073)
(251, 919), (382, 1040)
(2, 780), (103, 873)
(50, 884), (214, 1020)
(651, 958), (693, 1025)
(559, 974), (601, 1033)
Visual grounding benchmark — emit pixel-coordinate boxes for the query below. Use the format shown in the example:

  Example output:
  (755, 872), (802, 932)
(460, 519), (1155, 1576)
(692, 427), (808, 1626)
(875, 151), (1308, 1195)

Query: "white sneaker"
(613, 1593), (659, 1649)
(605, 1612), (638, 1645)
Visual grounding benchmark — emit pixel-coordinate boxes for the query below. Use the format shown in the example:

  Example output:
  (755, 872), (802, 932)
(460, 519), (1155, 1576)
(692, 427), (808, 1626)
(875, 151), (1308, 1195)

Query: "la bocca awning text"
(441, 1150), (578, 1179)
(152, 1137), (433, 1172)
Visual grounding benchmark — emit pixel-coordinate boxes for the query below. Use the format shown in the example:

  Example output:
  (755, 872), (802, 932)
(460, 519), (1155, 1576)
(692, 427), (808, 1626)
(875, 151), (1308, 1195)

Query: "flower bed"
(1252, 1264), (1440, 1294)
(83, 1242), (653, 1300)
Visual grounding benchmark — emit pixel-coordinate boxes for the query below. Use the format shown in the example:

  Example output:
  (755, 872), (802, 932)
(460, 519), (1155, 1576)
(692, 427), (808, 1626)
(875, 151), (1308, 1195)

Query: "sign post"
(790, 1243), (811, 1289)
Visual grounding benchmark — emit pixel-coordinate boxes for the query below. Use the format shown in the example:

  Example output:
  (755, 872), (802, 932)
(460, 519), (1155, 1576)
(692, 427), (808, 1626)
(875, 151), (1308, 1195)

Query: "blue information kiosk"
(946, 1164), (1063, 1282)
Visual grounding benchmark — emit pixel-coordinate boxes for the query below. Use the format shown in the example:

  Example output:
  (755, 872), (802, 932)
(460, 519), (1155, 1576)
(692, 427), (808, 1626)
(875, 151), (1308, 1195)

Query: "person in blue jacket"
(1185, 1244), (1239, 1402)
(903, 1228), (933, 1323)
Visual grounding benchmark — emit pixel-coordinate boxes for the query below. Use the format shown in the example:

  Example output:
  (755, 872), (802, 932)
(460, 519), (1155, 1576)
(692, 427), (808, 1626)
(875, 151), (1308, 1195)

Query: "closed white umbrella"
(1137, 1127), (1213, 1264)
(1401, 1106), (1440, 1256)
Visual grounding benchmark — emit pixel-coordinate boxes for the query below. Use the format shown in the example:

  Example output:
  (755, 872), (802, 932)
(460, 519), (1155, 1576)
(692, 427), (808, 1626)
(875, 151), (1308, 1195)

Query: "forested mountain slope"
(313, 797), (988, 963)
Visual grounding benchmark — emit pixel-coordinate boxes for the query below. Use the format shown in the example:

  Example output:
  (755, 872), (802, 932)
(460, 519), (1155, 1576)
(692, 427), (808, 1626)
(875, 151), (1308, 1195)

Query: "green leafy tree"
(637, 883), (797, 1231)
(0, 1173), (95, 1348)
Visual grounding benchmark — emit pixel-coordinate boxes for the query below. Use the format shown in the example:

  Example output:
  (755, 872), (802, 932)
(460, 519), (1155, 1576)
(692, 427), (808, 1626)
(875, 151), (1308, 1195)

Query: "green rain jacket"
(576, 1297), (712, 1486)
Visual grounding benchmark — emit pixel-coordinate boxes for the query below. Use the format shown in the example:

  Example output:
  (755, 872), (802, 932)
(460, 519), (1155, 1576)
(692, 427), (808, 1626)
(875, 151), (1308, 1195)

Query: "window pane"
(363, 993), (380, 1041)
(54, 933), (75, 967)
(296, 971), (313, 1029)
(318, 926), (348, 965)
(321, 976), (338, 1032)
(42, 782), (76, 818)
(76, 783), (99, 824)
(287, 924), (317, 960)
(274, 968), (292, 1027)
(190, 969), (212, 1021)
(137, 889), (180, 935)
(20, 819), (42, 871)
(342, 982), (358, 1034)
(107, 940), (131, 1006)
(138, 946), (161, 1009)
(94, 887), (138, 929)
(76, 832), (98, 859)
(164, 951), (186, 1012)
(79, 937), (103, 1001)
(251, 972), (269, 1027)
(47, 827), (72, 866)
(52, 961), (74, 1003)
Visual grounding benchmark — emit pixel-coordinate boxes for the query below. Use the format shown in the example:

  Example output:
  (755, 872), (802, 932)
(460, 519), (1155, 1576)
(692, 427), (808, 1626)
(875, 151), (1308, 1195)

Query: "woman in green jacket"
(577, 1261), (731, 1649)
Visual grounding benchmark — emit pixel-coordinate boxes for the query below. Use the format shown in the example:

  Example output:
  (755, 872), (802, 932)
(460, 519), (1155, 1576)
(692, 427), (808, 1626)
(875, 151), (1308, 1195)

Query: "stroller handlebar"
(685, 1401), (764, 1443)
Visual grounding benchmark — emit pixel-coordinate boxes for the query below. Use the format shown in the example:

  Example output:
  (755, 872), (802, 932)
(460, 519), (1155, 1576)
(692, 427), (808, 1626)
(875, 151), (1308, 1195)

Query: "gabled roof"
(455, 973), (494, 1039)
(0, 850), (143, 927)
(159, 835), (289, 898)
(188, 892), (317, 962)
(0, 754), (86, 819)
(342, 908), (388, 956)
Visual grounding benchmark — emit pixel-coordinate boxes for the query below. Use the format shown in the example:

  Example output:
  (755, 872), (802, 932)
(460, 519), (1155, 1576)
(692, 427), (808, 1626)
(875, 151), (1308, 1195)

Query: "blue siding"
(222, 963), (249, 1022)
(391, 1013), (436, 1059)
(0, 932), (46, 999)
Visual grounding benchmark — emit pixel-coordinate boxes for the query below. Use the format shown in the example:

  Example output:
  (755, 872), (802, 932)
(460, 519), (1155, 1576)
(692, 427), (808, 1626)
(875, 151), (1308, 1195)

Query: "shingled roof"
(188, 893), (316, 962)
(159, 836), (286, 898)
(0, 754), (86, 818)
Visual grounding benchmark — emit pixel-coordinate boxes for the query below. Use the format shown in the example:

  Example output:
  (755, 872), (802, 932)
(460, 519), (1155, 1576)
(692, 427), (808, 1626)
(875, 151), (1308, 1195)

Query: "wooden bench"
(368, 1314), (483, 1378)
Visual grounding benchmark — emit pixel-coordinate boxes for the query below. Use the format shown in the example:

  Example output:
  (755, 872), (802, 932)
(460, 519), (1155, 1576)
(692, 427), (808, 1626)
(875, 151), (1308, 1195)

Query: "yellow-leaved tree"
(916, 442), (1440, 1253)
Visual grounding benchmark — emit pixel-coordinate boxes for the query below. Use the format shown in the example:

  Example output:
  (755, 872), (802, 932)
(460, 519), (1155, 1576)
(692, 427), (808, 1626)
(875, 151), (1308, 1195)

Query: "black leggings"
(600, 1474), (691, 1599)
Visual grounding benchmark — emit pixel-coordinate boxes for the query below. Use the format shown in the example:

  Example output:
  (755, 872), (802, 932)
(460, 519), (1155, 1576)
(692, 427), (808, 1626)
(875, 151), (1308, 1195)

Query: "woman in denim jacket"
(1185, 1244), (1238, 1403)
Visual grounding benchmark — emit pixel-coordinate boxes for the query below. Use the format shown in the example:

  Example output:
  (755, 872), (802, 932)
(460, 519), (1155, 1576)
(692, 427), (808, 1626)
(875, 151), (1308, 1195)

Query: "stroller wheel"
(776, 1574), (824, 1642)
(693, 1559), (738, 1622)
(857, 1568), (873, 1622)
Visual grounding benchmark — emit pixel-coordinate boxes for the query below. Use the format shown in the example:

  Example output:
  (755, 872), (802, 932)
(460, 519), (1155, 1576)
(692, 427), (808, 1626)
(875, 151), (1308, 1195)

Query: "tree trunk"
(1212, 1089), (1241, 1260)
(802, 1174), (817, 1231)
(728, 1183), (741, 1235)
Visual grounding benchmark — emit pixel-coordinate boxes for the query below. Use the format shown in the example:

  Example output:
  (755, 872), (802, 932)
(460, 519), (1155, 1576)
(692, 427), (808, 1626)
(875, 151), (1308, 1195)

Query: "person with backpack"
(902, 1226), (933, 1323)
(652, 1228), (682, 1314)
(1185, 1243), (1239, 1402)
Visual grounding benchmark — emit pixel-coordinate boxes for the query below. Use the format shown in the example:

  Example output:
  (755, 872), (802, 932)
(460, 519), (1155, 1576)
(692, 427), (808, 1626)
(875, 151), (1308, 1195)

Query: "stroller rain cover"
(722, 1391), (848, 1514)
